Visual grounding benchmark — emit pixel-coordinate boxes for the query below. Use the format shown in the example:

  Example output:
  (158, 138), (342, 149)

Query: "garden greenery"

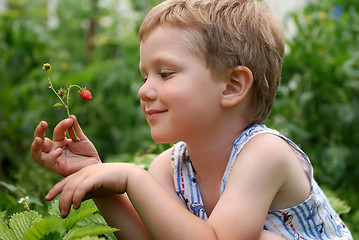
(0, 0), (358, 238)
(0, 199), (118, 240)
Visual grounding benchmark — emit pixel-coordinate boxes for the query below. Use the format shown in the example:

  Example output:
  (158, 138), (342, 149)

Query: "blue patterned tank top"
(171, 124), (352, 239)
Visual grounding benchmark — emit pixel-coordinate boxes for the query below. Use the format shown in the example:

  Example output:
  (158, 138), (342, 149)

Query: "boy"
(31, 0), (352, 239)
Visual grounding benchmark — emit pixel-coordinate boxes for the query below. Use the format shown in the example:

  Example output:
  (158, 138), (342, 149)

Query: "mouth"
(146, 109), (168, 120)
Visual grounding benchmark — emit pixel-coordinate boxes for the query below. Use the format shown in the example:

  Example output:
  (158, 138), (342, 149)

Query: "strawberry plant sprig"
(42, 63), (92, 140)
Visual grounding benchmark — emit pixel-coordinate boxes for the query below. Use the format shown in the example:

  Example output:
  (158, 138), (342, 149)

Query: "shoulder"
(240, 133), (294, 170)
(148, 142), (186, 179)
(148, 147), (173, 178)
(148, 147), (186, 206)
(224, 133), (295, 204)
(229, 132), (311, 209)
(239, 132), (309, 181)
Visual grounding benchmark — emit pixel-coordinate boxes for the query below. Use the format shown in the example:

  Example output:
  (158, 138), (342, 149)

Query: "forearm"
(126, 172), (282, 240)
(126, 167), (218, 240)
(51, 163), (271, 239)
(93, 194), (151, 240)
(259, 230), (285, 240)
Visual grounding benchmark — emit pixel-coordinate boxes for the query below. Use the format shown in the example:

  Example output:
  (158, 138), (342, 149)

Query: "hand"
(46, 163), (136, 218)
(31, 115), (101, 177)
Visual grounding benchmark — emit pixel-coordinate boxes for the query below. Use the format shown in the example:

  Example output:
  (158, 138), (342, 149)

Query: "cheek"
(140, 100), (146, 114)
(161, 86), (192, 111)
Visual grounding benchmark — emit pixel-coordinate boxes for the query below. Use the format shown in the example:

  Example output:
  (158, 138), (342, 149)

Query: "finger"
(58, 173), (87, 217)
(32, 138), (62, 167)
(72, 178), (94, 210)
(32, 121), (48, 163)
(31, 137), (45, 164)
(41, 137), (54, 153)
(34, 121), (48, 139)
(34, 121), (60, 153)
(42, 148), (63, 170)
(46, 176), (70, 201)
(53, 118), (73, 141)
(31, 137), (54, 164)
(68, 115), (88, 141)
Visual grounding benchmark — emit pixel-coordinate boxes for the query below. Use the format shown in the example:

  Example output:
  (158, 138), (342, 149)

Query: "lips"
(145, 109), (168, 120)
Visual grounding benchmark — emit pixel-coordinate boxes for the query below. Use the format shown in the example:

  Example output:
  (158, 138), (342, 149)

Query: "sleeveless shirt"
(171, 124), (353, 239)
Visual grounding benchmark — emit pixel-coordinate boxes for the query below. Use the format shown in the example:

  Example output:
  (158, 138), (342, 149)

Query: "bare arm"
(93, 195), (151, 240)
(46, 137), (289, 240)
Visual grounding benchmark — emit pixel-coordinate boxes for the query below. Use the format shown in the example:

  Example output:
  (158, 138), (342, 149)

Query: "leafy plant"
(0, 199), (118, 240)
(0, 181), (44, 216)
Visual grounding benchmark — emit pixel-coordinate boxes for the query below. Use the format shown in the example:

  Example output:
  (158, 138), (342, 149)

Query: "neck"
(184, 121), (248, 181)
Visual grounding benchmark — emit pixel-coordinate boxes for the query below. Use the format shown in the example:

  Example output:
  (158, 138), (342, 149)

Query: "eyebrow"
(139, 53), (180, 73)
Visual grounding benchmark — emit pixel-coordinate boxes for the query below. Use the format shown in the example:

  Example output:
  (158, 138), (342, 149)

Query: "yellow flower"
(42, 63), (52, 71)
(319, 11), (327, 20)
(305, 15), (312, 23)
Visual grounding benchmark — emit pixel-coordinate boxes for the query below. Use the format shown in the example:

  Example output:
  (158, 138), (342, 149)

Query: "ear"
(220, 65), (253, 107)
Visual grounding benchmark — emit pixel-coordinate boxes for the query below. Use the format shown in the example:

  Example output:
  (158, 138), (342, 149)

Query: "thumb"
(68, 115), (88, 141)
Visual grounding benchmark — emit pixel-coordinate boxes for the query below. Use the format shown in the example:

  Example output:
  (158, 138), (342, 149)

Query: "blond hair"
(139, 0), (285, 124)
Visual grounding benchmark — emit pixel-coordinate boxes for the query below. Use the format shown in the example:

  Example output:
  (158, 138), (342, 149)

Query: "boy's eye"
(142, 76), (148, 83)
(160, 71), (173, 79)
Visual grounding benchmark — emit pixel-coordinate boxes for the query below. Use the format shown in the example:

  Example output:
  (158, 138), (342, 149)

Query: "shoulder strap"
(220, 124), (313, 194)
(171, 141), (208, 220)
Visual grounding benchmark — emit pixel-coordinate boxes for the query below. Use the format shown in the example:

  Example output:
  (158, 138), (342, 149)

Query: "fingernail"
(61, 210), (67, 218)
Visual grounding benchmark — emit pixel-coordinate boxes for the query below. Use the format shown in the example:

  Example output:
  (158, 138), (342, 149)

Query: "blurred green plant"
(269, 0), (359, 237)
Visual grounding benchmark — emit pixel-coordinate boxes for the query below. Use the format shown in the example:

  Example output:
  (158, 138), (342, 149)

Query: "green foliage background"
(268, 0), (359, 236)
(0, 0), (358, 238)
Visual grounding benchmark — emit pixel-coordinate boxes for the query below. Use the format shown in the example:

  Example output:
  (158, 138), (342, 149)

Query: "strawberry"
(80, 89), (92, 101)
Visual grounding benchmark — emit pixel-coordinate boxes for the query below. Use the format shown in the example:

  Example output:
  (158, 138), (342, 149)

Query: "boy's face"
(138, 26), (226, 143)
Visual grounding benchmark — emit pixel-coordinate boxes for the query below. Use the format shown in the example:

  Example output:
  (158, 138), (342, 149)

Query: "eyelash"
(141, 72), (173, 83)
(160, 71), (173, 79)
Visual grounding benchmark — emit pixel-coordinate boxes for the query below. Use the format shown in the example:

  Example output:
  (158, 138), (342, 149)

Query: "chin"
(151, 133), (177, 144)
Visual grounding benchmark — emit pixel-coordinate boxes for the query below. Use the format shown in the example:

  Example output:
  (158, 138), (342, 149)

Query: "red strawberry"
(80, 89), (92, 101)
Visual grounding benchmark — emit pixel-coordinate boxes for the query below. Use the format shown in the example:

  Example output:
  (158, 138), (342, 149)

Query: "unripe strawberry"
(80, 89), (92, 101)
(57, 88), (66, 98)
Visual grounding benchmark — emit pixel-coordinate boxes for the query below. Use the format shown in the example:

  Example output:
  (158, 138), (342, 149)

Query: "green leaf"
(54, 199), (99, 230)
(22, 216), (65, 240)
(48, 199), (61, 217)
(53, 103), (64, 107)
(9, 211), (42, 239)
(49, 199), (98, 220)
(327, 197), (351, 216)
(64, 225), (118, 240)
(77, 213), (108, 227)
(0, 181), (17, 193)
(0, 224), (16, 240)
(73, 236), (105, 240)
(76, 213), (119, 240)
(40, 232), (63, 240)
(0, 211), (7, 223)
(63, 207), (98, 230)
(323, 188), (351, 216)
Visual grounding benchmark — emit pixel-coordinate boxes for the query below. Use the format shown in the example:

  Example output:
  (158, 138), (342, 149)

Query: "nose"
(138, 78), (157, 102)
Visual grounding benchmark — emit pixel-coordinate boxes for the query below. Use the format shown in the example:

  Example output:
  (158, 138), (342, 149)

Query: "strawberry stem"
(46, 71), (80, 141)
